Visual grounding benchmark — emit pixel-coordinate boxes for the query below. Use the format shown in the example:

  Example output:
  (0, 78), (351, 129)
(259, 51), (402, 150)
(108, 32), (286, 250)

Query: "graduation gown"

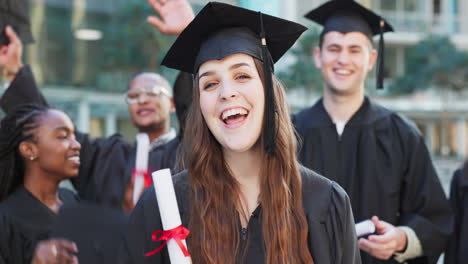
(118, 167), (361, 264)
(293, 97), (453, 264)
(0, 65), (178, 209)
(445, 163), (468, 264)
(0, 187), (78, 264)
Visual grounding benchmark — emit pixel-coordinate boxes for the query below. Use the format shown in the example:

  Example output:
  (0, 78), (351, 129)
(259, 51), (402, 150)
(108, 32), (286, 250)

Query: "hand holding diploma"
(358, 216), (408, 260)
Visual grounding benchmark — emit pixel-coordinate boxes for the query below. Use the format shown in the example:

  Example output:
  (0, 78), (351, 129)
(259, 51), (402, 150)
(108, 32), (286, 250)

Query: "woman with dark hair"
(0, 104), (81, 264)
(120, 2), (360, 264)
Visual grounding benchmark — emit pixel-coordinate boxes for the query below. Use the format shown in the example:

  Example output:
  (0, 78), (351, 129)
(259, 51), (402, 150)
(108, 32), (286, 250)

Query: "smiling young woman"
(0, 104), (80, 264)
(119, 3), (360, 264)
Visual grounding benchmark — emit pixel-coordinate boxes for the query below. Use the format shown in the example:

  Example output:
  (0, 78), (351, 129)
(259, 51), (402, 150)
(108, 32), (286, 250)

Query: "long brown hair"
(182, 58), (313, 264)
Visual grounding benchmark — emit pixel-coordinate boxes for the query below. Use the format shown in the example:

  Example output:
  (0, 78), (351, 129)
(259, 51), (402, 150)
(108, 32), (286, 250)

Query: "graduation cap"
(304, 0), (394, 89)
(0, 0), (34, 45)
(52, 203), (128, 264)
(162, 2), (307, 154)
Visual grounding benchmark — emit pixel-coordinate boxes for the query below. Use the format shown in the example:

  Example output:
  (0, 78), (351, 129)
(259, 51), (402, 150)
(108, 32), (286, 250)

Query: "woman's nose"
(219, 82), (238, 100)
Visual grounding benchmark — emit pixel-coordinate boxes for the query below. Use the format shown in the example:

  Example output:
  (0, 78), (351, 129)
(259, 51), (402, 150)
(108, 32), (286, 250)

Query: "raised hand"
(0, 26), (23, 82)
(146, 0), (194, 35)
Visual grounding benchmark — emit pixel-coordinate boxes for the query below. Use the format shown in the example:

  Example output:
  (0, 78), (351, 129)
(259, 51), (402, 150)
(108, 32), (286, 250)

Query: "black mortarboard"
(305, 0), (394, 89)
(0, 0), (34, 45)
(52, 203), (128, 264)
(162, 2), (307, 154)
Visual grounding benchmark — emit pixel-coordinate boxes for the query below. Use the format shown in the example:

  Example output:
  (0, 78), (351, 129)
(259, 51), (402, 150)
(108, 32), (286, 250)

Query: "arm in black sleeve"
(0, 65), (49, 113)
(444, 168), (463, 264)
(397, 123), (453, 263)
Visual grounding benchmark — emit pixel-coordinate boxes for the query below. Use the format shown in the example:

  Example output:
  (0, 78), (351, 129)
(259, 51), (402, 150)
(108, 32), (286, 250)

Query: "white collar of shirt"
(148, 128), (177, 151)
(335, 121), (347, 137)
(3, 82), (10, 90)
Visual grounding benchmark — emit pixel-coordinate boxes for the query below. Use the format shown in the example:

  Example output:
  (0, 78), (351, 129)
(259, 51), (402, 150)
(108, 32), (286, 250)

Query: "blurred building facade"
(1, 0), (466, 158)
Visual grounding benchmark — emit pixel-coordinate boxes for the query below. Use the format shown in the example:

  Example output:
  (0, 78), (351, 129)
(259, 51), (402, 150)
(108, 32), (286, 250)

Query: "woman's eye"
(236, 74), (251, 80)
(57, 134), (68, 139)
(203, 82), (217, 90)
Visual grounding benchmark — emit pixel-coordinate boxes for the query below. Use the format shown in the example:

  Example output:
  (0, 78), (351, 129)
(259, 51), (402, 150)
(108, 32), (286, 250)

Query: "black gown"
(445, 163), (468, 264)
(0, 65), (179, 209)
(0, 187), (78, 264)
(293, 97), (453, 264)
(118, 167), (361, 264)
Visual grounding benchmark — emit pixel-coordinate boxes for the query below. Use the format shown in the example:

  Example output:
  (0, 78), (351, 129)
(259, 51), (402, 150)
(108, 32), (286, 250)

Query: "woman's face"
(32, 110), (81, 179)
(198, 53), (265, 154)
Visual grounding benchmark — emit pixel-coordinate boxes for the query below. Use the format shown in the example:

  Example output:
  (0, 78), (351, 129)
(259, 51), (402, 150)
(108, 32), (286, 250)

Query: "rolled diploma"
(355, 219), (376, 237)
(133, 133), (150, 205)
(152, 169), (190, 263)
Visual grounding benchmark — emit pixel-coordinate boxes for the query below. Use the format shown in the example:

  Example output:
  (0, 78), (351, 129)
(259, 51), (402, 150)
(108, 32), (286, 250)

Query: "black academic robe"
(0, 65), (178, 209)
(0, 187), (78, 264)
(118, 167), (361, 264)
(445, 163), (468, 264)
(293, 97), (453, 264)
(159, 136), (182, 173)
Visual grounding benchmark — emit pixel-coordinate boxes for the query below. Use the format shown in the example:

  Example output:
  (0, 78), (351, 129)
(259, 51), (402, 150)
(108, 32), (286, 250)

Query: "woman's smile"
(220, 107), (250, 128)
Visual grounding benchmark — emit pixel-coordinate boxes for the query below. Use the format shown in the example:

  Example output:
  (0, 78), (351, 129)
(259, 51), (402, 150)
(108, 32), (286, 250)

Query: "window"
(433, 0), (441, 14)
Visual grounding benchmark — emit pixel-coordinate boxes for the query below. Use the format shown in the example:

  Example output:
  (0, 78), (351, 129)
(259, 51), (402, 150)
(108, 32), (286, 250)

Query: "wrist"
(395, 227), (408, 252)
(5, 63), (23, 82)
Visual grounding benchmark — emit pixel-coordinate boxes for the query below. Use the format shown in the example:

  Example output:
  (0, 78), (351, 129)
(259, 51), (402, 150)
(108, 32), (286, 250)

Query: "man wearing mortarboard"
(293, 1), (453, 263)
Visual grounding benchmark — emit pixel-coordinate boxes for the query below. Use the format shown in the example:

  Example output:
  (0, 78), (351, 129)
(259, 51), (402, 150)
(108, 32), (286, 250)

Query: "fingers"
(147, 0), (162, 15)
(5, 26), (21, 45)
(371, 215), (389, 234)
(55, 239), (78, 254)
(33, 239), (79, 264)
(358, 237), (395, 260)
(56, 249), (79, 264)
(368, 232), (393, 244)
(146, 16), (167, 33)
(52, 239), (79, 264)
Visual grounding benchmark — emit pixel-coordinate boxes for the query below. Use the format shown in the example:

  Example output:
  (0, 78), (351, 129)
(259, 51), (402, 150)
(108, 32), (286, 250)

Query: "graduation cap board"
(304, 0), (394, 89)
(162, 2), (307, 154)
(52, 203), (128, 264)
(0, 0), (34, 45)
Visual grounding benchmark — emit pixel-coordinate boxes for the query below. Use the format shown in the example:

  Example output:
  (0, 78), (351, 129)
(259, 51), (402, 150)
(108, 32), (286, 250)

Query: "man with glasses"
(0, 0), (194, 212)
(125, 72), (176, 149)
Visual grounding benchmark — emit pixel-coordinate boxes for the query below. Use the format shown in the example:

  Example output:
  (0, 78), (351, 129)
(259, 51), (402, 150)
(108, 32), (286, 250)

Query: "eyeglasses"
(125, 85), (172, 104)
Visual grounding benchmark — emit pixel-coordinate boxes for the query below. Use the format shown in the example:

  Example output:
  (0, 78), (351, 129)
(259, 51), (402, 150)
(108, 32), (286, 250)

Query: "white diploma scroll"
(355, 219), (376, 237)
(152, 169), (190, 263)
(133, 133), (150, 205)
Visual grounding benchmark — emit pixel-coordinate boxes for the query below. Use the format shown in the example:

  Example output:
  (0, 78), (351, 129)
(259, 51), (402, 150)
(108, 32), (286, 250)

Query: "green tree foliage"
(277, 29), (322, 92)
(389, 35), (468, 95)
(99, 2), (178, 92)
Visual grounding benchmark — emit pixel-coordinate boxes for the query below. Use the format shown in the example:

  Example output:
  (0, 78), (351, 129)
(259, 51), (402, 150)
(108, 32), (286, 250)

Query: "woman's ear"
(19, 141), (38, 161)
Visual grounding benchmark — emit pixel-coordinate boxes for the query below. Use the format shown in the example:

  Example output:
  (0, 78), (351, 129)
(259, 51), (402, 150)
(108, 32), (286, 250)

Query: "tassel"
(259, 12), (276, 155)
(376, 19), (385, 89)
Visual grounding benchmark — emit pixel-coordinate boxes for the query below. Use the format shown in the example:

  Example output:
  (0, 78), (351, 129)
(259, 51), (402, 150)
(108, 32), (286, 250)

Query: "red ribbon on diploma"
(145, 225), (190, 257)
(132, 169), (153, 188)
